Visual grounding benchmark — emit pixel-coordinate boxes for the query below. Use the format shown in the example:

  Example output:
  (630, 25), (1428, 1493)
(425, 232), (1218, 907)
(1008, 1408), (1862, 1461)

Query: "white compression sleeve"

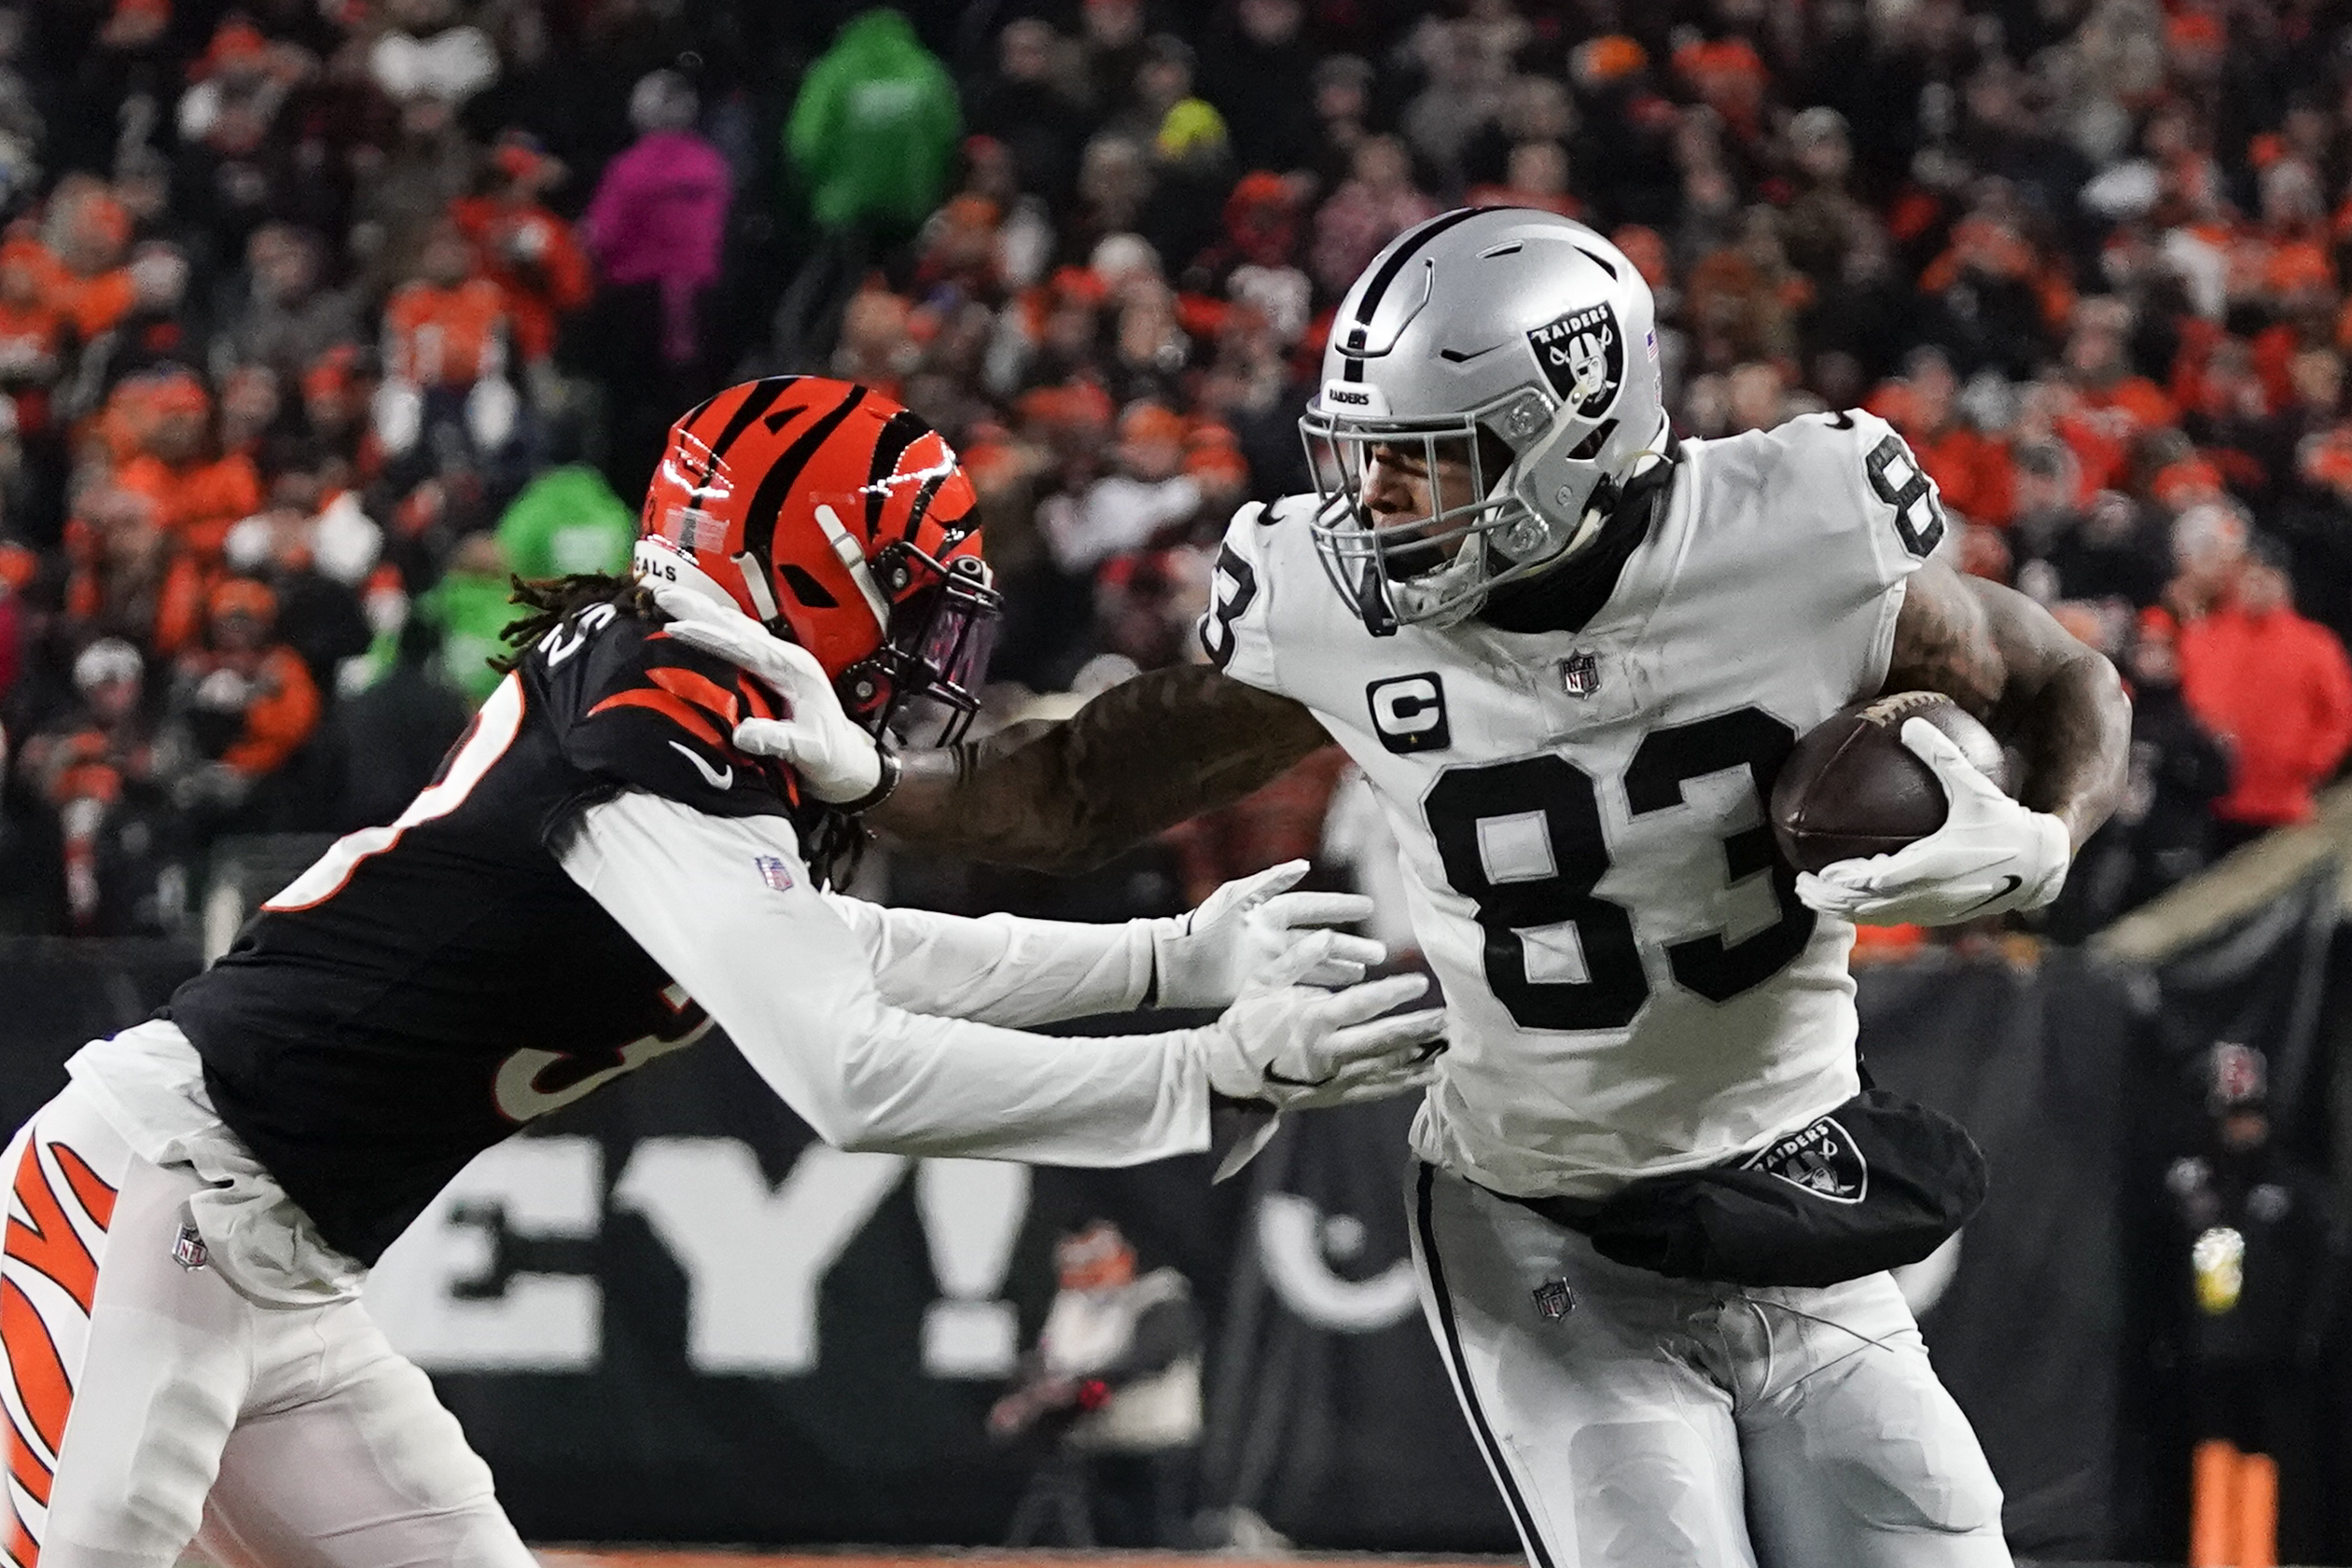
(555, 790), (1210, 1164)
(819, 894), (1154, 1027)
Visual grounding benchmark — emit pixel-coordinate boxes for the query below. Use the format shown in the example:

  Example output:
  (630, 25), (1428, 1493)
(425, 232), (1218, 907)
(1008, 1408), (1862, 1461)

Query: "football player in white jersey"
(696, 212), (2130, 1567)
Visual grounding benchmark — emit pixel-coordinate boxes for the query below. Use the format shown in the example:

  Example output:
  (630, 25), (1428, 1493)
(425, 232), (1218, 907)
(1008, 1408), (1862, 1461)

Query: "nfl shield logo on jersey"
(1531, 1277), (1575, 1322)
(172, 1221), (209, 1271)
(1560, 651), (1602, 699)
(1743, 1116), (1869, 1204)
(752, 854), (795, 893)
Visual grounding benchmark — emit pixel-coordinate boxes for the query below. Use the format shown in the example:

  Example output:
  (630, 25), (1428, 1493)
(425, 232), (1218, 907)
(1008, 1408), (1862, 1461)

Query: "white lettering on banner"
(1256, 1193), (1419, 1333)
(365, 1141), (1039, 1375)
(611, 1140), (906, 1374)
(368, 1138), (603, 1371)
(915, 1159), (1028, 1378)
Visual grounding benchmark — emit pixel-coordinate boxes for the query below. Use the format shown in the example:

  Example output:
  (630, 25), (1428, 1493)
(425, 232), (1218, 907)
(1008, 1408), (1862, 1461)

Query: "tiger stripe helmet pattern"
(637, 376), (1000, 744)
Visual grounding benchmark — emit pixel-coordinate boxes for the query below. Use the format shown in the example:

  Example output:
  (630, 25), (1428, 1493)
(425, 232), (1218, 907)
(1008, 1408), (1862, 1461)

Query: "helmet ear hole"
(777, 562), (838, 608)
(1565, 416), (1619, 463)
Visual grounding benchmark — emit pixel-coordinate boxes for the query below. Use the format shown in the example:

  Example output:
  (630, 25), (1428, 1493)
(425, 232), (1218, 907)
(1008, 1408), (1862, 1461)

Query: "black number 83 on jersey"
(1422, 707), (1816, 1031)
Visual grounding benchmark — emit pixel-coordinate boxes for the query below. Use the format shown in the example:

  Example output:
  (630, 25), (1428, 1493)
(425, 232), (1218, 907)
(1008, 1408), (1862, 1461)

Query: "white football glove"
(1204, 971), (1445, 1108)
(1795, 717), (2070, 925)
(1202, 967), (1446, 1180)
(1150, 859), (1384, 1009)
(647, 578), (887, 804)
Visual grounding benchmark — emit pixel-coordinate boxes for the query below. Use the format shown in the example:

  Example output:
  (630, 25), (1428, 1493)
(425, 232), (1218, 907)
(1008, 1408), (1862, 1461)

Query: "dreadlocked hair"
(495, 569), (875, 891)
(493, 571), (655, 673)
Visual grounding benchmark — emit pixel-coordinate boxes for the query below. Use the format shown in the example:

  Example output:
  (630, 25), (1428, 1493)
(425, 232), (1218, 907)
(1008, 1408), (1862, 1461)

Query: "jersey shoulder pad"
(1194, 497), (1298, 695)
(528, 604), (792, 818)
(1761, 409), (1945, 584)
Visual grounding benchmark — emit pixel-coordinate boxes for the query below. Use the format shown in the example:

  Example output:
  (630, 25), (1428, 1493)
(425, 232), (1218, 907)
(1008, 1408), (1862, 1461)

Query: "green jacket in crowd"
(409, 570), (518, 707)
(495, 465), (636, 581)
(786, 8), (961, 232)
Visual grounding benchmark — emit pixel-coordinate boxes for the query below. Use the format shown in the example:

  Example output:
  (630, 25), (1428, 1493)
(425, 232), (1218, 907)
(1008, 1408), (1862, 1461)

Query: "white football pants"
(1408, 1161), (2011, 1568)
(0, 1083), (534, 1567)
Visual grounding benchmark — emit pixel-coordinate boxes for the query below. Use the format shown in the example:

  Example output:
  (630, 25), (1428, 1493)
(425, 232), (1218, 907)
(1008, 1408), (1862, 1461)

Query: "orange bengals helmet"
(633, 376), (999, 745)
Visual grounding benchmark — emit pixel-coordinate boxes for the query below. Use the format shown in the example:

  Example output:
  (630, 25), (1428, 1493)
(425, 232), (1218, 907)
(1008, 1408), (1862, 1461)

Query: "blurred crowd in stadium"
(5, 0), (2352, 945)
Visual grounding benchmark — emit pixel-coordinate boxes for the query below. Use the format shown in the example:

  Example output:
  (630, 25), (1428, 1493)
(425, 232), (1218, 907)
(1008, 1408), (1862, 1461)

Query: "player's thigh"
(11, 1088), (256, 1568)
(192, 1295), (533, 1568)
(1737, 1272), (2009, 1568)
(1407, 1163), (1755, 1568)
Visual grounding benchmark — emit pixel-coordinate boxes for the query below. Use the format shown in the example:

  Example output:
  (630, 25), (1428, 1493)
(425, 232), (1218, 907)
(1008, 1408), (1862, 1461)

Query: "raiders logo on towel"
(1742, 1115), (1868, 1204)
(1526, 301), (1624, 420)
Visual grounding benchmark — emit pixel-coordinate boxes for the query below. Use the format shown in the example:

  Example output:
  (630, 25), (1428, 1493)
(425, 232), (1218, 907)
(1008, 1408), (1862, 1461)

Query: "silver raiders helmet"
(1301, 207), (1669, 633)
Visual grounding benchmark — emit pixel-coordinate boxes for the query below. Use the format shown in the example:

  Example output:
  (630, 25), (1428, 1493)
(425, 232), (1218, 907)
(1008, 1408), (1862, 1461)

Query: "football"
(1769, 692), (2009, 874)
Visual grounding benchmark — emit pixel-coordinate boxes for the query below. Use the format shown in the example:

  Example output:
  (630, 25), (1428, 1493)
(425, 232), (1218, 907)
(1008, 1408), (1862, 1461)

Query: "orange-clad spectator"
(449, 133), (593, 368)
(0, 239), (64, 430)
(43, 177), (135, 343)
(1867, 347), (2015, 525)
(1918, 204), (2077, 341)
(912, 193), (1006, 301)
(169, 576), (322, 806)
(1184, 421), (1249, 517)
(2178, 331), (2270, 430)
(382, 224), (511, 390)
(87, 373), (159, 467)
(2248, 235), (2341, 407)
(299, 345), (383, 486)
(2150, 450), (2227, 511)
(113, 371), (264, 560)
(2016, 371), (2132, 499)
(63, 486), (210, 658)
(2065, 303), (2178, 442)
(1671, 34), (1768, 142)
(2167, 312), (2233, 415)
(2178, 540), (2352, 841)
(17, 638), (163, 933)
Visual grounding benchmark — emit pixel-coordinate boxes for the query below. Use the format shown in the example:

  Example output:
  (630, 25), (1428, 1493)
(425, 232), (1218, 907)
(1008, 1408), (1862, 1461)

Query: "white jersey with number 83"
(1198, 409), (1944, 1199)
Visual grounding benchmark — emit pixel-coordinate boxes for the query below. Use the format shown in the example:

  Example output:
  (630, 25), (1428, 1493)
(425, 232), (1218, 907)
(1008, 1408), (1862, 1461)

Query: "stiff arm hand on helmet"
(633, 375), (1001, 790)
(647, 576), (893, 804)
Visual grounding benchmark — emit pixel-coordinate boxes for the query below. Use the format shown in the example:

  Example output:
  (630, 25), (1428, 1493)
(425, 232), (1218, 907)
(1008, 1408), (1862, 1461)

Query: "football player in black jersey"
(1, 378), (1442, 1565)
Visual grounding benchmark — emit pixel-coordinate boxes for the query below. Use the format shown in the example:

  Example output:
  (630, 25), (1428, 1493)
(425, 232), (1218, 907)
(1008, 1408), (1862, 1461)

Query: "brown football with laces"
(1769, 692), (2009, 874)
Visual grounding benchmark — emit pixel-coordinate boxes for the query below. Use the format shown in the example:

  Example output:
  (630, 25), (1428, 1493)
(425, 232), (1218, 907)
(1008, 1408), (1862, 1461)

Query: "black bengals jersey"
(166, 603), (816, 1265)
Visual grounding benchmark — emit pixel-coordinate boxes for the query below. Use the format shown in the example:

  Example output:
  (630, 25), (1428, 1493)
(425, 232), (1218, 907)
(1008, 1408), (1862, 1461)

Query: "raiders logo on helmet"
(1526, 301), (1625, 420)
(1742, 1115), (1869, 1204)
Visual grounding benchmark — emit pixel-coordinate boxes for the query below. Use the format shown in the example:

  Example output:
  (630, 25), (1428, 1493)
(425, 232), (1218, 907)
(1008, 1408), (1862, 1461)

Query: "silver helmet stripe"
(1343, 206), (1494, 380)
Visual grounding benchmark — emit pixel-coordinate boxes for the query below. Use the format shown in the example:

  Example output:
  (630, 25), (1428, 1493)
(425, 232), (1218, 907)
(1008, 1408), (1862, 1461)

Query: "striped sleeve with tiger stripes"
(541, 605), (803, 821)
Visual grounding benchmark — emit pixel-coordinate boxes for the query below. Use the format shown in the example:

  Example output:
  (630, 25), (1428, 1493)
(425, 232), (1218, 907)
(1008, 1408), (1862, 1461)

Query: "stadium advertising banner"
(0, 943), (2136, 1552)
(358, 960), (2137, 1554)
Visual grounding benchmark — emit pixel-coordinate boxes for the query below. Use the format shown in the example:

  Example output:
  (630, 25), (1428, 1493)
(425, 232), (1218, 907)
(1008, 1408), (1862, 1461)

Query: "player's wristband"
(836, 749), (901, 815)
